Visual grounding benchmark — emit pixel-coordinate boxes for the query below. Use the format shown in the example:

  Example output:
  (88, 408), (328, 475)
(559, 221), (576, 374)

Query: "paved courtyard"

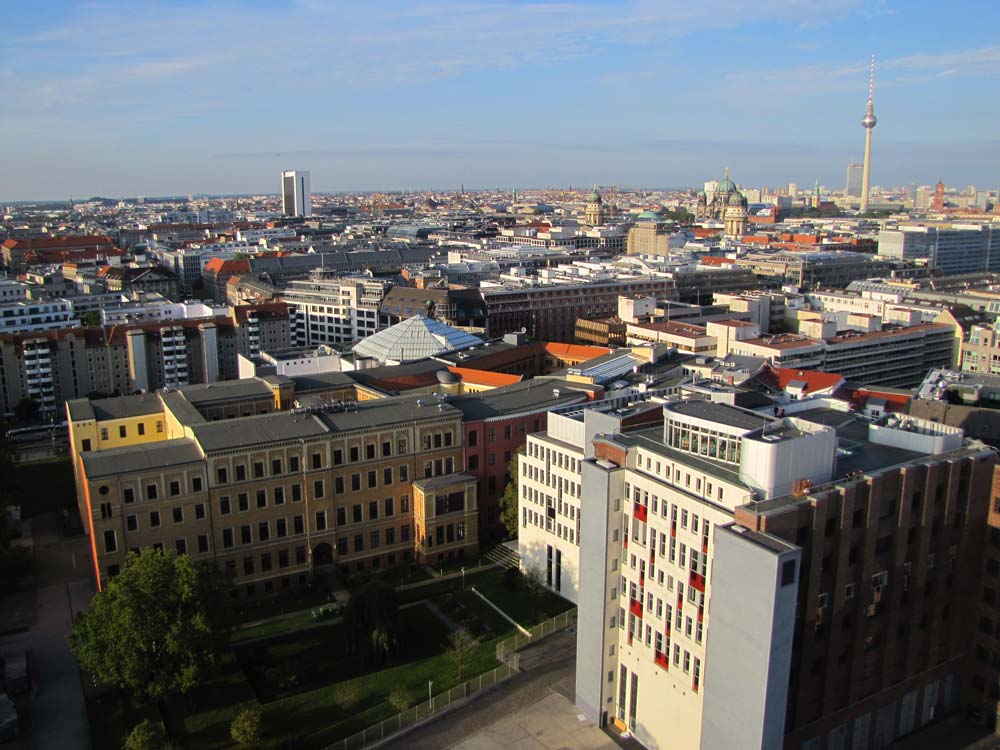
(452, 691), (616, 750)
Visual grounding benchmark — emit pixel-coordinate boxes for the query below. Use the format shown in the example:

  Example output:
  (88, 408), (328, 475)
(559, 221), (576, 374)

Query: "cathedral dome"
(727, 191), (746, 206)
(716, 177), (737, 195)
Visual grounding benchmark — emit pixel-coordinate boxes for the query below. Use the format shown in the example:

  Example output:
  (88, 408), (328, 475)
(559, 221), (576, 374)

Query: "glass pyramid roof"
(353, 315), (483, 364)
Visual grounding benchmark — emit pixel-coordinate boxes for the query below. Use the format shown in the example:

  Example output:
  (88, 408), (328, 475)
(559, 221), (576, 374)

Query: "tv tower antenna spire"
(860, 53), (877, 213)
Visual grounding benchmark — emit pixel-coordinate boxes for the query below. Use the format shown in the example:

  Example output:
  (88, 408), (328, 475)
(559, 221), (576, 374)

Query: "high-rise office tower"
(281, 170), (311, 217)
(860, 54), (877, 212)
(846, 162), (863, 197)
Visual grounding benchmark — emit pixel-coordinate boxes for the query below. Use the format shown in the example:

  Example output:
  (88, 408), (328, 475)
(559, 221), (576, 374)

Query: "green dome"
(637, 210), (661, 221)
(588, 189), (602, 203)
(715, 177), (737, 194)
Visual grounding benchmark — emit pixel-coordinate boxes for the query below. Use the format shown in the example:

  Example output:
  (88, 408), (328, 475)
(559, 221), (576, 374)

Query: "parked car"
(0, 694), (17, 742)
(2, 654), (29, 696)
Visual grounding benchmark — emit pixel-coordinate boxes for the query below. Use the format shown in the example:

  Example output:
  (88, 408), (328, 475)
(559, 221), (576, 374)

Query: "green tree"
(123, 719), (166, 750)
(498, 447), (523, 539)
(230, 705), (263, 749)
(13, 398), (39, 424)
(447, 627), (477, 680)
(80, 311), (102, 327)
(335, 682), (361, 710)
(343, 581), (401, 664)
(69, 548), (235, 701)
(388, 686), (411, 713)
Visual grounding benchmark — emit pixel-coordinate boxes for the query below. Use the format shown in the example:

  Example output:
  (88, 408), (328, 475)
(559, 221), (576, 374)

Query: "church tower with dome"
(724, 189), (749, 239)
(585, 186), (604, 226)
(698, 168), (746, 222)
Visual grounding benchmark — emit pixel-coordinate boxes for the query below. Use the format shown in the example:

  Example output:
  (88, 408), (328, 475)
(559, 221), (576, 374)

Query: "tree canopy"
(343, 580), (401, 665)
(69, 548), (235, 701)
(498, 447), (523, 539)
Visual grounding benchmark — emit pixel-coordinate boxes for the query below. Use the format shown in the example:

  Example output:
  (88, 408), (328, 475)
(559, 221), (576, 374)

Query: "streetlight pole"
(461, 566), (465, 590)
(428, 680), (433, 711)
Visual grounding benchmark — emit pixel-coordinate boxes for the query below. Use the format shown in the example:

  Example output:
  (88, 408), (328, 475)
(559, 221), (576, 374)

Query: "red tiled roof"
(542, 342), (611, 361)
(758, 365), (844, 394)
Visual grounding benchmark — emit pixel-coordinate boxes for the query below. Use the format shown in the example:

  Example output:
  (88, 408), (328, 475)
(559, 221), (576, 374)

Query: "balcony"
(623, 536), (628, 550)
(702, 538), (709, 554)
(633, 502), (647, 523)
(654, 651), (669, 670)
(650, 550), (655, 564)
(629, 598), (643, 618)
(690, 571), (706, 592)
(671, 523), (677, 538)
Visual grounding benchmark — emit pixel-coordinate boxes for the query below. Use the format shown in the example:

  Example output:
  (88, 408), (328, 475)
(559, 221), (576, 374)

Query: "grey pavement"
(0, 512), (93, 750)
(381, 629), (580, 750)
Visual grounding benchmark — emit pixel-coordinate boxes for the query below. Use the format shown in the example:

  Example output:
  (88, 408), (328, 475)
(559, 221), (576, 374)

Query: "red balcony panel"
(690, 572), (706, 592)
(702, 539), (709, 554)
(671, 524), (677, 538)
(623, 536), (628, 549)
(633, 502), (648, 523)
(654, 651), (669, 670)
(630, 598), (643, 618)
(650, 550), (655, 564)
(627, 632), (634, 645)
(693, 677), (700, 693)
(639, 573), (645, 587)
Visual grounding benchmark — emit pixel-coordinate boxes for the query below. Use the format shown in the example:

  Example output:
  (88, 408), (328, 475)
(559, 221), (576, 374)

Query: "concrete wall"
(700, 524), (800, 750)
(575, 458), (622, 725)
(739, 422), (836, 499)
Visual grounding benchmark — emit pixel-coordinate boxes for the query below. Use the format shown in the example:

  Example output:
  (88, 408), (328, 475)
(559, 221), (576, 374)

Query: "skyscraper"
(280, 170), (311, 217)
(846, 162), (863, 197)
(860, 54), (877, 213)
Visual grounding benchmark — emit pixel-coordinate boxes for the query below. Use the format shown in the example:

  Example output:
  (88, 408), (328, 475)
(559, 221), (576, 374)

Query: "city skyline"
(3, 0), (1000, 200)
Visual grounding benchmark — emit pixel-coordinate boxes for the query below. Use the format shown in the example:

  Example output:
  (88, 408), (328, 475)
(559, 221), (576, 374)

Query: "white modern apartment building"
(568, 397), (990, 750)
(280, 275), (390, 347)
(280, 170), (311, 217)
(0, 298), (77, 334)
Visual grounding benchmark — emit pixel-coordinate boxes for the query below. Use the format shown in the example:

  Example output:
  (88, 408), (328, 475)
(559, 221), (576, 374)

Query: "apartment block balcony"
(633, 502), (647, 523)
(654, 651), (669, 670)
(629, 598), (643, 618)
(690, 571), (706, 593)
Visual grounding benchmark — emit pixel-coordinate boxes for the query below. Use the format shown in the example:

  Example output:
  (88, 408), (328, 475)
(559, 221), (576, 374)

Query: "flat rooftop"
(68, 393), (163, 422)
(82, 439), (203, 479)
(175, 379), (274, 404)
(665, 400), (773, 431)
(448, 379), (590, 421)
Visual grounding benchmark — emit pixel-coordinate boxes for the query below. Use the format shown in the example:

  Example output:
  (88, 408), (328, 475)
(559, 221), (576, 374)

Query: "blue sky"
(2, 0), (999, 200)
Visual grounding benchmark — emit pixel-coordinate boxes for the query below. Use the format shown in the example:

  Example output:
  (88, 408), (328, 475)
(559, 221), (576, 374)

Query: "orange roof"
(759, 365), (844, 394)
(447, 366), (522, 388)
(204, 257), (250, 274)
(699, 256), (732, 266)
(542, 342), (611, 360)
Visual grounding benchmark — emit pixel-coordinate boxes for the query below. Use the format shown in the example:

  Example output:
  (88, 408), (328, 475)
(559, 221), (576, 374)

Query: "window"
(192, 477), (202, 492)
(368, 470), (377, 489)
(386, 527), (395, 545)
(781, 560), (796, 586)
(289, 456), (300, 472)
(168, 480), (181, 496)
(258, 522), (270, 542)
(217, 467), (228, 484)
(294, 515), (304, 535)
(354, 534), (364, 552)
(272, 458), (282, 475)
(370, 530), (380, 549)
(238, 493), (249, 512)
(337, 537), (348, 554)
(400, 465), (409, 482)
(401, 525), (410, 542)
(367, 444), (376, 460)
(256, 489), (267, 509)
(313, 480), (325, 499)
(103, 530), (117, 553)
(336, 507), (347, 526)
(274, 487), (285, 505)
(312, 453), (322, 469)
(350, 446), (360, 462)
(385, 497), (394, 517)
(278, 550), (289, 568)
(195, 503), (206, 520)
(315, 511), (327, 531)
(235, 465), (246, 481)
(126, 514), (138, 531)
(100, 502), (112, 519)
(276, 518), (287, 538)
(369, 500), (379, 520)
(333, 449), (343, 466)
(123, 487), (135, 504)
(401, 495), (409, 513)
(253, 462), (264, 479)
(175, 538), (187, 555)
(149, 511), (161, 528)
(146, 484), (158, 500)
(100, 428), (108, 441)
(241, 525), (252, 544)
(335, 477), (345, 494)
(243, 557), (254, 575)
(197, 534), (209, 553)
(220, 496), (231, 515)
(223, 529), (234, 548)
(468, 455), (479, 470)
(292, 484), (302, 502)
(384, 468), (393, 486)
(469, 430), (478, 447)
(119, 425), (127, 438)
(351, 474), (361, 492)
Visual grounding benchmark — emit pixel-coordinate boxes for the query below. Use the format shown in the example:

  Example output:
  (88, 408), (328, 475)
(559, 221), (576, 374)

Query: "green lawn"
(234, 609), (334, 643)
(167, 568), (570, 749)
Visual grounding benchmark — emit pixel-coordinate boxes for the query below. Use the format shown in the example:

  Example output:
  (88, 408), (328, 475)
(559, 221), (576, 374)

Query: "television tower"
(860, 53), (877, 213)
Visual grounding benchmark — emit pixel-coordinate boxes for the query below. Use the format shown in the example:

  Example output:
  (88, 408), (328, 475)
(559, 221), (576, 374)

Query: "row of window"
(227, 546), (308, 577)
(522, 507), (579, 546)
(98, 420), (164, 442)
(222, 515), (307, 548)
(116, 475), (204, 503)
(103, 529), (209, 557)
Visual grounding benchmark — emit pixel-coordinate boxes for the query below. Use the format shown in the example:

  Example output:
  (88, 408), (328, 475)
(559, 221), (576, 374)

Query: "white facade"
(281, 170), (312, 217)
(281, 276), (389, 346)
(0, 299), (77, 334)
